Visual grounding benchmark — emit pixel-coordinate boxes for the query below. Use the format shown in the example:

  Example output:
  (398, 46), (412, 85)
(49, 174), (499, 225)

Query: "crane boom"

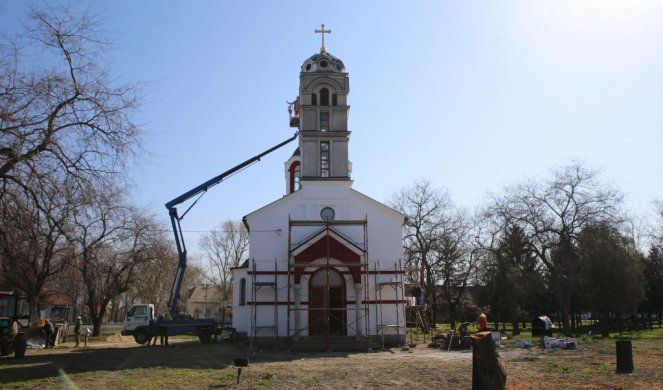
(164, 131), (299, 318)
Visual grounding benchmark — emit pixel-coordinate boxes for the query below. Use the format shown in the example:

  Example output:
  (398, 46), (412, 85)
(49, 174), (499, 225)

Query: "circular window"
(305, 63), (312, 71)
(320, 207), (335, 221)
(335, 63), (342, 71)
(320, 60), (328, 68)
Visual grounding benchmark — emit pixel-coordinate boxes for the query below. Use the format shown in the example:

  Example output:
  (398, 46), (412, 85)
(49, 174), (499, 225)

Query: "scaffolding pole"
(250, 258), (278, 351)
(375, 259), (405, 349)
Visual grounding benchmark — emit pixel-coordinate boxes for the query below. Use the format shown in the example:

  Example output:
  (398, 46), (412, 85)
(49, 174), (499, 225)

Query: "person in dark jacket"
(43, 319), (55, 348)
(412, 285), (424, 306)
(159, 319), (169, 347)
(74, 316), (82, 347)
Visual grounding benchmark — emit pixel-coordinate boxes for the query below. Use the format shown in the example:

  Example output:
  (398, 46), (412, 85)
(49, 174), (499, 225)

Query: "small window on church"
(239, 278), (246, 306)
(289, 161), (301, 193)
(294, 163), (301, 190)
(332, 94), (337, 106)
(320, 88), (329, 106)
(320, 142), (330, 177)
(320, 112), (329, 131)
(311, 94), (317, 106)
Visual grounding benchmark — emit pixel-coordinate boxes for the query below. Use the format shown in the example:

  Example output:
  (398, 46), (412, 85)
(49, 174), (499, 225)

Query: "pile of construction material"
(429, 322), (473, 350)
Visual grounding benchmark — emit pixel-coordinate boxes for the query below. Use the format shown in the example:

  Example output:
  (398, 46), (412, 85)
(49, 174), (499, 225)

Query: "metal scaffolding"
(375, 259), (405, 349)
(246, 217), (406, 351)
(249, 259), (278, 350)
(287, 218), (371, 351)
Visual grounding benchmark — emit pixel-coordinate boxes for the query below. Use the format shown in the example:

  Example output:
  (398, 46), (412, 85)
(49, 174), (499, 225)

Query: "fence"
(57, 323), (125, 337)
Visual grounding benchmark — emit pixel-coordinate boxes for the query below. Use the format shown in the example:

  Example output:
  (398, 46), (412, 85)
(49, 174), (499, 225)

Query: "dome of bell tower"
(301, 52), (346, 73)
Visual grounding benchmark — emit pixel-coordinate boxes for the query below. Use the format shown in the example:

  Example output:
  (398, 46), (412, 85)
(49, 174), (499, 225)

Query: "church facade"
(231, 32), (406, 348)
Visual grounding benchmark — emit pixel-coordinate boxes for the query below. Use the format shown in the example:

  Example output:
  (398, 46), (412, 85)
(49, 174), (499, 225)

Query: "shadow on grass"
(0, 340), (354, 385)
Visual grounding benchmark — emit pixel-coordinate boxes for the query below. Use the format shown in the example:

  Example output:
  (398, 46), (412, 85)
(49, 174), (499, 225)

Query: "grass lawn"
(1, 328), (662, 389)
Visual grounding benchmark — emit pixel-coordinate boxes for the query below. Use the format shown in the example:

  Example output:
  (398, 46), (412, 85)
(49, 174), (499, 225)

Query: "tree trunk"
(560, 303), (572, 336)
(472, 332), (507, 390)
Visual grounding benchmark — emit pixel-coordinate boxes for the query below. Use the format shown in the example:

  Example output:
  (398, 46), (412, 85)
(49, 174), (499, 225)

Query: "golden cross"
(314, 24), (331, 53)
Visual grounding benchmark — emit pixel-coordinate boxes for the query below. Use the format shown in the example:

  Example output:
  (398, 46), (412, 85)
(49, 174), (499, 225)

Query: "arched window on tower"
(289, 161), (301, 193)
(332, 93), (337, 106)
(320, 88), (330, 106)
(239, 278), (246, 306)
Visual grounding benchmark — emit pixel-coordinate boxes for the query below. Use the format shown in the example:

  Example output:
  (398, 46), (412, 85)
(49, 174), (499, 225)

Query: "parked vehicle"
(122, 303), (216, 344)
(0, 291), (30, 358)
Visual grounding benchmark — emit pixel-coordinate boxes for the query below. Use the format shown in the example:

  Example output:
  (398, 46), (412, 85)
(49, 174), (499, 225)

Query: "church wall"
(231, 267), (250, 335)
(232, 182), (404, 337)
(300, 109), (316, 130)
(331, 140), (349, 177)
(331, 110), (347, 131)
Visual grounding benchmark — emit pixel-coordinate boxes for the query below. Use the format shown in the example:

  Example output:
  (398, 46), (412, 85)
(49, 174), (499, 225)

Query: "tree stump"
(472, 331), (507, 390)
(616, 339), (634, 373)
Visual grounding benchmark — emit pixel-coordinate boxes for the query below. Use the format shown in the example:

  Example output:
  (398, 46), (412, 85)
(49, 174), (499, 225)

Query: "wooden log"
(472, 331), (507, 390)
(615, 339), (634, 373)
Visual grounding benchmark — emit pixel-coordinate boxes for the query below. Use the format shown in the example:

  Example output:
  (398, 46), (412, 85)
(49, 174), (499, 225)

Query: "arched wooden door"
(309, 268), (346, 336)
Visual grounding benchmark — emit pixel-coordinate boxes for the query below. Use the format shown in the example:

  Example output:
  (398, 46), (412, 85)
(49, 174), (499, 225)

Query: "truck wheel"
(0, 340), (10, 356)
(134, 329), (149, 345)
(198, 330), (212, 344)
(12, 334), (27, 358)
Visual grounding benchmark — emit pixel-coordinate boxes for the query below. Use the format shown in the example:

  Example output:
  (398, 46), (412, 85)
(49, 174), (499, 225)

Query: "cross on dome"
(314, 24), (331, 53)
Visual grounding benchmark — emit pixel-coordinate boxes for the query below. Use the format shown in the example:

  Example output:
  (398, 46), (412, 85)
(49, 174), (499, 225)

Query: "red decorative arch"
(293, 233), (361, 284)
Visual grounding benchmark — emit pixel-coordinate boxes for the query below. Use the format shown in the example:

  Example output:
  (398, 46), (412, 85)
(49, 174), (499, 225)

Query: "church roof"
(243, 182), (405, 225)
(301, 51), (346, 73)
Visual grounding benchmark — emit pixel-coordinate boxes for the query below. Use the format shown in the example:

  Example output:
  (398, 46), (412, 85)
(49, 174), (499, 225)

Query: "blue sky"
(3, 1), (663, 256)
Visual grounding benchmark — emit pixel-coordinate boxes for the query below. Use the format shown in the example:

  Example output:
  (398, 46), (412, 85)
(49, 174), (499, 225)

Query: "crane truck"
(123, 131), (299, 344)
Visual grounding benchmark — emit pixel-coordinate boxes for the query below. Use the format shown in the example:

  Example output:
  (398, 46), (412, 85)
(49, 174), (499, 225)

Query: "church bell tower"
(291, 25), (351, 185)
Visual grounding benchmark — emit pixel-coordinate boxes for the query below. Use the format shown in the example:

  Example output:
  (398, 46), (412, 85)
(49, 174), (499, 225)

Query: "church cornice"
(299, 130), (350, 137)
(300, 76), (349, 92)
(300, 176), (350, 181)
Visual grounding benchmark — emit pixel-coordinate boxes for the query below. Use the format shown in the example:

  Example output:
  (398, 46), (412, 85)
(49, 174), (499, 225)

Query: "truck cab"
(122, 304), (155, 344)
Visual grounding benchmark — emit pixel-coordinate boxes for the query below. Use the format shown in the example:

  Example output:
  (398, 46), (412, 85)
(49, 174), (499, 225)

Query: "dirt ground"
(1, 335), (662, 389)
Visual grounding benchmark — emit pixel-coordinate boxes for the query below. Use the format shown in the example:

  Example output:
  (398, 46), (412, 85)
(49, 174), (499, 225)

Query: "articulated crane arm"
(164, 131), (299, 319)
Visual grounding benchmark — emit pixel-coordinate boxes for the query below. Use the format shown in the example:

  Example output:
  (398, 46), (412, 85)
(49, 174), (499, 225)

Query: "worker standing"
(476, 309), (489, 332)
(42, 319), (55, 348)
(151, 315), (162, 346)
(412, 285), (424, 306)
(159, 325), (169, 346)
(74, 316), (82, 347)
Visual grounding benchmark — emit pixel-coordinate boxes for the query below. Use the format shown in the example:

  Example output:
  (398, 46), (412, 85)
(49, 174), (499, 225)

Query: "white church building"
(231, 30), (406, 349)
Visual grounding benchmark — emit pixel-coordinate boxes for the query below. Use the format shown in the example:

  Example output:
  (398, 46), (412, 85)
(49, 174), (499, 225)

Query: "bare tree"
(199, 220), (249, 299)
(651, 200), (663, 246)
(432, 219), (480, 327)
(485, 162), (623, 334)
(391, 181), (451, 295)
(0, 183), (74, 318)
(391, 180), (479, 324)
(128, 239), (178, 316)
(0, 4), (142, 319)
(68, 186), (158, 335)
(0, 6), (140, 197)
